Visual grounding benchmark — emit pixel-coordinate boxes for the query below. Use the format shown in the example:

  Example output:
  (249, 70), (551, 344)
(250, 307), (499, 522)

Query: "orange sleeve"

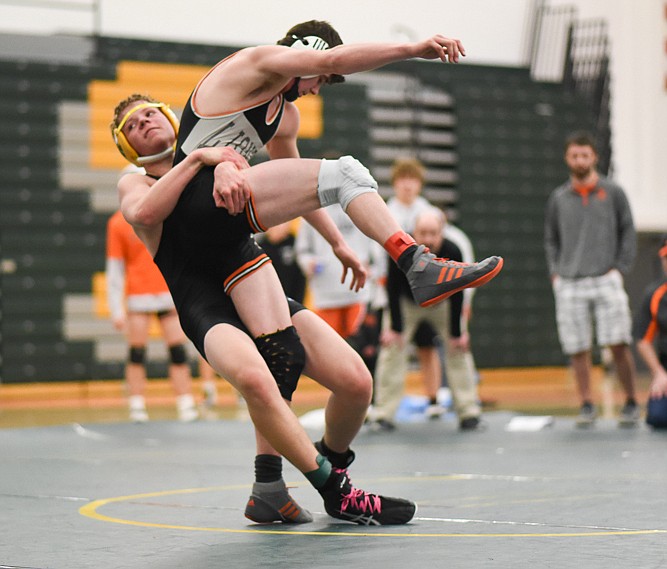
(121, 221), (169, 296)
(106, 211), (169, 296)
(106, 211), (125, 260)
(645, 284), (667, 342)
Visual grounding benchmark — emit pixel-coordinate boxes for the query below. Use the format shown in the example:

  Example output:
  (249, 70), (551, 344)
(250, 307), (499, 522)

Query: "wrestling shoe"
(425, 403), (445, 420)
(618, 399), (640, 428)
(129, 407), (149, 423)
(575, 402), (597, 428)
(244, 480), (313, 524)
(366, 418), (397, 433)
(176, 394), (199, 423)
(319, 468), (416, 526)
(405, 245), (503, 307)
(459, 416), (487, 431)
(202, 380), (218, 408)
(128, 395), (148, 423)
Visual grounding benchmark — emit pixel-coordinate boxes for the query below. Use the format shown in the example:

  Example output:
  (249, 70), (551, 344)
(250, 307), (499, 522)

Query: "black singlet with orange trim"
(634, 280), (667, 362)
(150, 86), (303, 358)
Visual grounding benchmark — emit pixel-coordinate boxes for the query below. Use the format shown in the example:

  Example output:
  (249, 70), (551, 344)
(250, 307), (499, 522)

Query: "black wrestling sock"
(254, 454), (282, 483)
(315, 438), (355, 469)
(396, 244), (419, 273)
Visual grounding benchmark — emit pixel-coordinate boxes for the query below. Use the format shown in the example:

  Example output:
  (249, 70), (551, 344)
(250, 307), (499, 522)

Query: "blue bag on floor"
(646, 396), (667, 429)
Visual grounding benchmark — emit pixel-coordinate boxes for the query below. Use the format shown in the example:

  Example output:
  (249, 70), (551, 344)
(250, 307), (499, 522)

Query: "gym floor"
(1, 369), (665, 568)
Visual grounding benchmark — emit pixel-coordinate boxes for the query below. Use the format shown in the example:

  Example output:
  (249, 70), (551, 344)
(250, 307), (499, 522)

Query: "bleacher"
(0, 58), (110, 381)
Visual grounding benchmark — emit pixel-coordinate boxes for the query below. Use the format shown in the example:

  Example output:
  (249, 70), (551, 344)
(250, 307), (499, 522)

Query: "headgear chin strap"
(136, 146), (175, 165)
(283, 79), (301, 102)
(290, 35), (330, 79)
(112, 102), (179, 166)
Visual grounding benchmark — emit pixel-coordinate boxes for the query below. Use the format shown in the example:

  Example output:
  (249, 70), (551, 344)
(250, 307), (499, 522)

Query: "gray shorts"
(553, 271), (632, 355)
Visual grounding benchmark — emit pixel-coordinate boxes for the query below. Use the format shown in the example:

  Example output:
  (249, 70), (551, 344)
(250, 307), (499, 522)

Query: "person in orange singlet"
(634, 237), (667, 427)
(106, 209), (199, 422)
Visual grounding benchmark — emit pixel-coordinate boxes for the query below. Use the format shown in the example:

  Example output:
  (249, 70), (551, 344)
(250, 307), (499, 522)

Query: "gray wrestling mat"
(2, 412), (666, 569)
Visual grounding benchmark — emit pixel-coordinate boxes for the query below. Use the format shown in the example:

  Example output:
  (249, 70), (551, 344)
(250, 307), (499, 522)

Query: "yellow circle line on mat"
(79, 484), (667, 538)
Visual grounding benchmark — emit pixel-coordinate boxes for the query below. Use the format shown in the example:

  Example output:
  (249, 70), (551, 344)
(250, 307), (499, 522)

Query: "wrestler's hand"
(196, 147), (250, 170)
(332, 242), (367, 292)
(412, 35), (465, 63)
(212, 161), (251, 215)
(650, 368), (667, 398)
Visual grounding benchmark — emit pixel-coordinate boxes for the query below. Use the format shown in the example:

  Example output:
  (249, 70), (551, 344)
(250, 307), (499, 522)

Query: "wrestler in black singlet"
(153, 84), (304, 358)
(634, 281), (667, 368)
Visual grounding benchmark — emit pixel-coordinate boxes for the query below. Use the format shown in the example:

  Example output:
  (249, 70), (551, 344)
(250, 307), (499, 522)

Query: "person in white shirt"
(296, 204), (381, 340)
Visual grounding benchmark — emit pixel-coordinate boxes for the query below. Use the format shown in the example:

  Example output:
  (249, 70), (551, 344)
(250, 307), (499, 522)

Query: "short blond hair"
(391, 157), (425, 184)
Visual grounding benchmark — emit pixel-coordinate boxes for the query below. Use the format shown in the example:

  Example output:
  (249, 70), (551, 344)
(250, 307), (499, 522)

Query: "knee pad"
(169, 344), (187, 365)
(128, 346), (146, 364)
(317, 155), (378, 212)
(254, 326), (306, 401)
(413, 321), (440, 348)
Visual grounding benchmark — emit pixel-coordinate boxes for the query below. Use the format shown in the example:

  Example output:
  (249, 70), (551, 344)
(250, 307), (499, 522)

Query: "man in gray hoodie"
(544, 131), (639, 427)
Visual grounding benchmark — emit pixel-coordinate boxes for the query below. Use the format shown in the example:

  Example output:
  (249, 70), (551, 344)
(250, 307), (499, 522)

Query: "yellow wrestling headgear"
(112, 102), (179, 166)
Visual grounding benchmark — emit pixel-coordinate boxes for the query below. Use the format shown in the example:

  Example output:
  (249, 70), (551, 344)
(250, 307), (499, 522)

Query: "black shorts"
(178, 286), (306, 361)
(154, 169), (299, 359)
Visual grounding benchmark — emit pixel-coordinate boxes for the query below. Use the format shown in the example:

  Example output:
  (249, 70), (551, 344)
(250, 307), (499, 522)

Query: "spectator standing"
(106, 209), (199, 423)
(381, 157), (471, 417)
(295, 203), (380, 340)
(385, 157), (433, 233)
(367, 208), (484, 431)
(544, 131), (639, 427)
(384, 158), (442, 406)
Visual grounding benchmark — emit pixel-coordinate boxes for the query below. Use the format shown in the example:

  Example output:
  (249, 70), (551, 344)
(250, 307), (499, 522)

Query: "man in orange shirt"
(106, 209), (199, 422)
